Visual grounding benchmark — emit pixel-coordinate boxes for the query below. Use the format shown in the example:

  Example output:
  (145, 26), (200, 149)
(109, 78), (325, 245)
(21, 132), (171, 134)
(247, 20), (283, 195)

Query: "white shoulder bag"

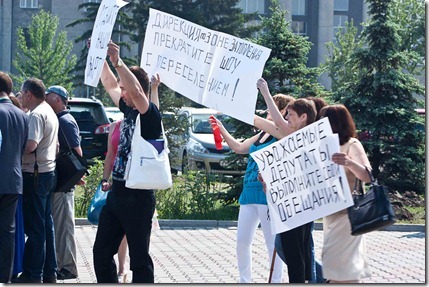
(124, 114), (173, 190)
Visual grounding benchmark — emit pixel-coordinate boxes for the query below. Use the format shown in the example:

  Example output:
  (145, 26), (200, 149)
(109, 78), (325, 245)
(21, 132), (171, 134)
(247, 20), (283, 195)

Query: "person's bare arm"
(253, 115), (290, 139)
(100, 61), (121, 107)
(107, 41), (149, 115)
(257, 78), (294, 135)
(150, 74), (161, 108)
(332, 140), (372, 183)
(209, 115), (258, 154)
(25, 140), (37, 154)
(101, 122), (116, 191)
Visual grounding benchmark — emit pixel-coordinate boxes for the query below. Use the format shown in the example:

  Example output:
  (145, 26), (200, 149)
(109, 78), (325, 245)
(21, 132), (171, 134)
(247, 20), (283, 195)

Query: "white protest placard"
(141, 8), (271, 125)
(250, 118), (354, 234)
(84, 0), (129, 87)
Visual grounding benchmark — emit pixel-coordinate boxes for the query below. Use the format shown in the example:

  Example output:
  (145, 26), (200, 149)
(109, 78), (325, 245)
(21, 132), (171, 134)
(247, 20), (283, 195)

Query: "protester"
(13, 78), (59, 283)
(7, 93), (26, 280)
(93, 41), (162, 283)
(45, 85), (82, 280)
(256, 78), (317, 283)
(0, 72), (29, 283)
(99, 72), (162, 283)
(210, 94), (293, 283)
(318, 104), (372, 283)
(304, 95), (329, 283)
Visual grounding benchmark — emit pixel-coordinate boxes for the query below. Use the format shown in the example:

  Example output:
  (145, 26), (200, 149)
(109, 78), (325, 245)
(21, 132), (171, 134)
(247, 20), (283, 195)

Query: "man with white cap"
(45, 85), (82, 281)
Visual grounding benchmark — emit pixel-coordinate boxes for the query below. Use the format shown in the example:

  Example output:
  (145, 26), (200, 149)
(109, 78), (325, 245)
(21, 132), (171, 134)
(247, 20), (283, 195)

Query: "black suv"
(68, 97), (110, 162)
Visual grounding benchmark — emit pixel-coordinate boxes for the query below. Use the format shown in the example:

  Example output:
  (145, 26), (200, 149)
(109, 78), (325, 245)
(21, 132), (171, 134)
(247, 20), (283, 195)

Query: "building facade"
(1, 0), (367, 95)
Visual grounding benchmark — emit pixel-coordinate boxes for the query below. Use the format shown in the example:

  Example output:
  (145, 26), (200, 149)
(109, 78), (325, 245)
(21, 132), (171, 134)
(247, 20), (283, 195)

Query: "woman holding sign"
(318, 105), (372, 283)
(256, 78), (318, 283)
(209, 94), (293, 283)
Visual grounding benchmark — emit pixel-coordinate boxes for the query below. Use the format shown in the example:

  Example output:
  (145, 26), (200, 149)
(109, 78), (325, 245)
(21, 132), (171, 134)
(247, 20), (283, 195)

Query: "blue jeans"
(22, 172), (57, 281)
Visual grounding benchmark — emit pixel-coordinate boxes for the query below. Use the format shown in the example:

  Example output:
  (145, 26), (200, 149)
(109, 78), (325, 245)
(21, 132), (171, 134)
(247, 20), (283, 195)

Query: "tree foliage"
(12, 10), (77, 92)
(389, 0), (425, 76)
(254, 0), (326, 97)
(323, 20), (364, 98)
(337, 0), (425, 194)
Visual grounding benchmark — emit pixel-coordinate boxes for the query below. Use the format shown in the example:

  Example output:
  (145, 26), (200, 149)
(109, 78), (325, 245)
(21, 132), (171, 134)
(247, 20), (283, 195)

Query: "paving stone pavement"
(65, 222), (425, 284)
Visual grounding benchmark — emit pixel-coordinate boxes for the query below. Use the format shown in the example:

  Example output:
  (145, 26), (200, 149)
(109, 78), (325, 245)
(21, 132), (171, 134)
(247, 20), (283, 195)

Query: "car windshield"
(69, 104), (108, 127)
(191, 114), (236, 134)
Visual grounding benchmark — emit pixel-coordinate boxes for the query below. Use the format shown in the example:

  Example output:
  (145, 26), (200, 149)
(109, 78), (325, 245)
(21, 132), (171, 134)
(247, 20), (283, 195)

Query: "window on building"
(333, 15), (348, 36)
(334, 0), (349, 11)
(292, 0), (306, 16)
(236, 0), (266, 14)
(291, 21), (307, 35)
(20, 0), (38, 8)
(83, 0), (102, 3)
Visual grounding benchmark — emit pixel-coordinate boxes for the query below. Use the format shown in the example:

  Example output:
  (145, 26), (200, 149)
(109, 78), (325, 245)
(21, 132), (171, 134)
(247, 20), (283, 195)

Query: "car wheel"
(181, 152), (189, 174)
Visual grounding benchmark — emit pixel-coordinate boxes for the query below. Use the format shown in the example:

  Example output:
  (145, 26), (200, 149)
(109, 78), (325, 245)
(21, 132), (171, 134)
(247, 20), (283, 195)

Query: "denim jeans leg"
(22, 172), (57, 281)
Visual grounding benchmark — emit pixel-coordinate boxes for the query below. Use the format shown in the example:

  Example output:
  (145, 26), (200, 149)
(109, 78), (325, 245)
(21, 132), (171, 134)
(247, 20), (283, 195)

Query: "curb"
(75, 218), (425, 232)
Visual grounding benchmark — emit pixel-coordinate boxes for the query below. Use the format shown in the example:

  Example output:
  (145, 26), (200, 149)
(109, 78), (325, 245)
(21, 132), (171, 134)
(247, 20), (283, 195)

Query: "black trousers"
(0, 194), (18, 283)
(278, 221), (313, 283)
(93, 180), (155, 283)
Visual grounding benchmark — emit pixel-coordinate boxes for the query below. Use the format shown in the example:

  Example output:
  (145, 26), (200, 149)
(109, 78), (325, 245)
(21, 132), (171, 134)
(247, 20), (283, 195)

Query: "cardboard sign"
(141, 8), (271, 125)
(250, 118), (354, 234)
(84, 0), (129, 87)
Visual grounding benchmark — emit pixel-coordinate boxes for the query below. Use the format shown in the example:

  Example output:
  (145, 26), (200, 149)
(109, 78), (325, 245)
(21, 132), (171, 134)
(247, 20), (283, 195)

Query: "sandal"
(118, 273), (128, 283)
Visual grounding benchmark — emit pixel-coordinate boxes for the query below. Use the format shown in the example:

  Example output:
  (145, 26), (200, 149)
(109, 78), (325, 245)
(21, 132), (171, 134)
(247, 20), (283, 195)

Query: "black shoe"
(56, 268), (77, 280)
(43, 276), (57, 283)
(12, 273), (42, 283)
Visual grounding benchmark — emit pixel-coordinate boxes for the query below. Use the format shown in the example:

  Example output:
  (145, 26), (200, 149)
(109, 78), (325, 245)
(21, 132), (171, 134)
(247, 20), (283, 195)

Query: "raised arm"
(257, 78), (294, 135)
(107, 41), (150, 114)
(150, 74), (161, 108)
(100, 61), (121, 107)
(253, 115), (290, 140)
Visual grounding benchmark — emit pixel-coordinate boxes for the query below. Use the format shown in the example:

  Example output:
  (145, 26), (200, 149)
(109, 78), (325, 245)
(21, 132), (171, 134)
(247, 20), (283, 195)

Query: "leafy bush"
(156, 171), (238, 220)
(75, 158), (104, 218)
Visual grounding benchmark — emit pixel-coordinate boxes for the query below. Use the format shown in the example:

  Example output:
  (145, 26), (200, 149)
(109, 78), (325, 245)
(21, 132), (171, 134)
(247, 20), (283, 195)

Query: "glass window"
(20, 0), (38, 8)
(333, 15), (348, 36)
(291, 21), (307, 35)
(334, 0), (349, 11)
(236, 0), (265, 14)
(292, 0), (306, 16)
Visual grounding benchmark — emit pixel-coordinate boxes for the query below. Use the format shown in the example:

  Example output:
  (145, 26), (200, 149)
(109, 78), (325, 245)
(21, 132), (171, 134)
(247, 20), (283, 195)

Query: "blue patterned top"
(239, 132), (277, 205)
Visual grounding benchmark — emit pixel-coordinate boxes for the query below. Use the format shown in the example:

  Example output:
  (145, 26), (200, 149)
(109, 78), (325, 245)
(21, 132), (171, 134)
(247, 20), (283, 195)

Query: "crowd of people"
(0, 40), (373, 284)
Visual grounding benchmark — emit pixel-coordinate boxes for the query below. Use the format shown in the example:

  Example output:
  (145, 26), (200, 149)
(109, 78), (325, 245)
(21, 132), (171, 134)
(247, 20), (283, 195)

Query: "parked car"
(170, 107), (244, 176)
(105, 106), (124, 122)
(68, 97), (110, 161)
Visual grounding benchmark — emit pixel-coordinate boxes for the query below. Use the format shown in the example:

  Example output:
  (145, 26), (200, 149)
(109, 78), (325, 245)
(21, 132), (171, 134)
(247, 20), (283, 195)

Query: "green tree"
(323, 20), (364, 98)
(339, 0), (425, 194)
(254, 0), (326, 97)
(12, 10), (77, 92)
(389, 0), (425, 76)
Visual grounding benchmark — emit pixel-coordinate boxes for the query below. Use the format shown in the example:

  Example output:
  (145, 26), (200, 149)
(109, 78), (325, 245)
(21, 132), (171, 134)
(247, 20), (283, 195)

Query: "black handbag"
(347, 167), (396, 236)
(55, 126), (87, 193)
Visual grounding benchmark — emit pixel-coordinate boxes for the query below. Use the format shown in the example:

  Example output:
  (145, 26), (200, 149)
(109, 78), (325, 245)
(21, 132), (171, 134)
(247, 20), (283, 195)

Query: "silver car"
(171, 107), (244, 176)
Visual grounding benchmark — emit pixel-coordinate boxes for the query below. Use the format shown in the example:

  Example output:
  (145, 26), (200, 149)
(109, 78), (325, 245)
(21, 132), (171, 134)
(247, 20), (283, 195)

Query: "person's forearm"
(101, 61), (120, 106)
(218, 125), (246, 154)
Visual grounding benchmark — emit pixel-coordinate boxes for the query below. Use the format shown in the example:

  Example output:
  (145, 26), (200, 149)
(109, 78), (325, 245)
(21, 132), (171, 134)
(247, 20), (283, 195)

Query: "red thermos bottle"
(211, 117), (223, 150)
